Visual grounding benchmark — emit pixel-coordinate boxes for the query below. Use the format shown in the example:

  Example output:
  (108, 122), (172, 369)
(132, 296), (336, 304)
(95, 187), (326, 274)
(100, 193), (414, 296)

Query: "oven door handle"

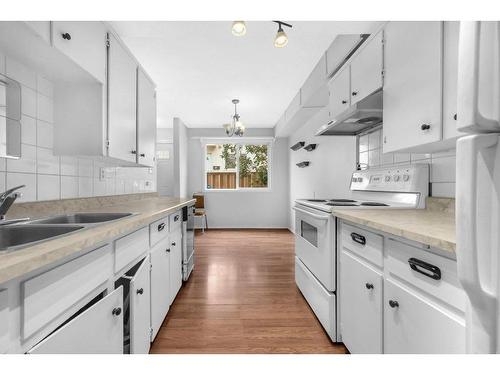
(292, 206), (331, 221)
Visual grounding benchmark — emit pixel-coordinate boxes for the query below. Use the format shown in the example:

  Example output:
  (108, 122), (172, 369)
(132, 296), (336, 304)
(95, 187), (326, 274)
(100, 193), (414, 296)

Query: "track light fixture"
(273, 21), (292, 48)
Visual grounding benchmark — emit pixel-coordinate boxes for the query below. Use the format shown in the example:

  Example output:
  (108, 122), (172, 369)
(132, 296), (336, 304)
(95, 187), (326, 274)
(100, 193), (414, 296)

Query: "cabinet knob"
(453, 113), (457, 121)
(171, 241), (176, 246)
(342, 100), (347, 104)
(365, 283), (374, 290)
(131, 150), (137, 154)
(389, 300), (399, 308)
(351, 91), (358, 96)
(61, 32), (71, 40)
(166, 248), (170, 253)
(112, 307), (122, 316)
(136, 288), (144, 295)
(158, 222), (166, 232)
(140, 153), (145, 157)
(420, 124), (431, 131)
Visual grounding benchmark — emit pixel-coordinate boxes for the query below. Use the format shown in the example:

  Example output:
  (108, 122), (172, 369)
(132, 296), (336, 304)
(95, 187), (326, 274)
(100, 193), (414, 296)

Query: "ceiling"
(111, 21), (383, 128)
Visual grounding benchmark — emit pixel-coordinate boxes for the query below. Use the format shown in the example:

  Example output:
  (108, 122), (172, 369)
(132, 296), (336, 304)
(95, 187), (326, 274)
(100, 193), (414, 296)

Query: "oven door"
(293, 204), (336, 292)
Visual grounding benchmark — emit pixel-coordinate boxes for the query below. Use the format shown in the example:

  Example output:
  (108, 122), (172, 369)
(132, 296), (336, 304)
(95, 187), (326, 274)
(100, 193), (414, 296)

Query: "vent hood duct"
(316, 89), (383, 136)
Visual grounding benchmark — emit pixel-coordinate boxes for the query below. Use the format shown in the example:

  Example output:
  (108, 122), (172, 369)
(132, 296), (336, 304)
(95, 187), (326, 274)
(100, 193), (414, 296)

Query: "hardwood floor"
(150, 229), (348, 354)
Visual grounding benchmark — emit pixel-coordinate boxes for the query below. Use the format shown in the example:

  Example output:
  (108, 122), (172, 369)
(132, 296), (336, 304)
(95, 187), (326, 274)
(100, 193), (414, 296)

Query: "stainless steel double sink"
(0, 213), (134, 252)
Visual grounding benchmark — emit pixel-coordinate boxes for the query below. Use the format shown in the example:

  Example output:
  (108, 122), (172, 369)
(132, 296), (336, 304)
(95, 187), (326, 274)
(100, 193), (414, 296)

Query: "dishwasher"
(182, 204), (195, 281)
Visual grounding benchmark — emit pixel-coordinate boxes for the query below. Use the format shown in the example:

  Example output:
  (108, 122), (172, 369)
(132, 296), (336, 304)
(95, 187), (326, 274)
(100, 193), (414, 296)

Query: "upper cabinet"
(383, 22), (443, 153)
(52, 22), (107, 83)
(301, 56), (328, 108)
(107, 33), (137, 163)
(350, 31), (383, 105)
(137, 69), (157, 167)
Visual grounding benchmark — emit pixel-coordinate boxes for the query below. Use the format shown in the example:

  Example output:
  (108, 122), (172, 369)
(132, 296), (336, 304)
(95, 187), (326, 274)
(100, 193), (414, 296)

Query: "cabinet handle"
(350, 232), (366, 245)
(453, 113), (457, 121)
(131, 150), (137, 154)
(140, 153), (145, 157)
(351, 91), (358, 96)
(342, 100), (347, 104)
(136, 288), (144, 295)
(420, 124), (431, 131)
(166, 248), (170, 253)
(158, 222), (166, 232)
(112, 307), (122, 316)
(61, 32), (71, 40)
(408, 257), (441, 280)
(365, 283), (374, 290)
(388, 300), (399, 308)
(174, 215), (180, 222)
(171, 242), (176, 246)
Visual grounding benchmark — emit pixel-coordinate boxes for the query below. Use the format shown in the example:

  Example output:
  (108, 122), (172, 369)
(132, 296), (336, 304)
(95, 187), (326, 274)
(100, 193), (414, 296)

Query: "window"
(204, 142), (271, 190)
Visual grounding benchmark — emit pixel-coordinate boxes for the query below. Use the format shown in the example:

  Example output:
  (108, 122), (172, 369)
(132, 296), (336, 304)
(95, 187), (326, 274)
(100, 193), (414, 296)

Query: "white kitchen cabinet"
(107, 32), (138, 163)
(24, 21), (51, 44)
(28, 287), (124, 354)
(128, 257), (151, 354)
(443, 21), (461, 140)
(350, 31), (383, 105)
(52, 21), (107, 83)
(169, 230), (183, 305)
(383, 22), (443, 153)
(150, 237), (170, 340)
(301, 55), (328, 108)
(137, 68), (157, 167)
(328, 66), (350, 117)
(326, 34), (365, 77)
(0, 289), (8, 353)
(384, 279), (466, 353)
(114, 227), (149, 273)
(340, 251), (383, 354)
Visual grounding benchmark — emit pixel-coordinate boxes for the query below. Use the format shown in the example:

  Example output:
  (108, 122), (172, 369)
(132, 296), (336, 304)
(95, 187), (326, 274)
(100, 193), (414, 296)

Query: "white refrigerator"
(456, 21), (500, 353)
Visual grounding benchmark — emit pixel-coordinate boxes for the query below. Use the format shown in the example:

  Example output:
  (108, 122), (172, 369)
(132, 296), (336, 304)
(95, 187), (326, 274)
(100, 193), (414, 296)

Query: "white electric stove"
(293, 165), (429, 342)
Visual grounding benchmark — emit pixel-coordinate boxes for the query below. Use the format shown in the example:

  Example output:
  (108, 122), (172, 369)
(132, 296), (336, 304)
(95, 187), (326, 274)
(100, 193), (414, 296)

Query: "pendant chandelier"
(223, 99), (245, 137)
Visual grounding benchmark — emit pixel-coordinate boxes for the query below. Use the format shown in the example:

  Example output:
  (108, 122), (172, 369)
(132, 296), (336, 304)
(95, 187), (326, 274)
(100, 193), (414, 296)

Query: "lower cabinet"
(384, 279), (466, 354)
(340, 250), (383, 353)
(169, 230), (183, 305)
(150, 237), (171, 340)
(27, 287), (124, 354)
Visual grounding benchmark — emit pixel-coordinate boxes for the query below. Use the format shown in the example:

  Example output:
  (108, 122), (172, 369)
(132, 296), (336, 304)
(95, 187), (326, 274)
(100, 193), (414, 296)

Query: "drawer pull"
(171, 242), (176, 246)
(166, 248), (170, 253)
(136, 288), (144, 295)
(174, 215), (180, 222)
(112, 307), (122, 316)
(61, 32), (71, 40)
(408, 257), (441, 280)
(350, 232), (366, 245)
(388, 300), (399, 308)
(158, 222), (166, 232)
(365, 283), (374, 290)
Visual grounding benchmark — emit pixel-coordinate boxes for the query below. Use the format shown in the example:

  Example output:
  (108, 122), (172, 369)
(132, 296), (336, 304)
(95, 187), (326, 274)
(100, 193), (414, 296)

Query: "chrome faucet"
(0, 185), (28, 224)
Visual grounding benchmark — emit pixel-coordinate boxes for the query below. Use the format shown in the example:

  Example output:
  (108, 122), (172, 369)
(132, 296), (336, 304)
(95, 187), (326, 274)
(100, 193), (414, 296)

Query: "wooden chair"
(193, 193), (208, 233)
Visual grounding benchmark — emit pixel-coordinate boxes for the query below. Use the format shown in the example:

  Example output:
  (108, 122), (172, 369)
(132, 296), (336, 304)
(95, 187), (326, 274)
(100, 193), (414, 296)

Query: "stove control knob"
(394, 174), (401, 182)
(385, 175), (391, 182)
(403, 174), (410, 182)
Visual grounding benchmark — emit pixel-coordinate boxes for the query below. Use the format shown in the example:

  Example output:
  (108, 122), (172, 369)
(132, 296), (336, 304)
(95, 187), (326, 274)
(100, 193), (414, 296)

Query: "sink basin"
(0, 224), (84, 251)
(28, 212), (133, 225)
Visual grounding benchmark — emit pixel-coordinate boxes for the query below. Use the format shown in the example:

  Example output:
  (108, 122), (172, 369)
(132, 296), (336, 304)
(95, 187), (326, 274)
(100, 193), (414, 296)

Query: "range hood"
(316, 89), (383, 136)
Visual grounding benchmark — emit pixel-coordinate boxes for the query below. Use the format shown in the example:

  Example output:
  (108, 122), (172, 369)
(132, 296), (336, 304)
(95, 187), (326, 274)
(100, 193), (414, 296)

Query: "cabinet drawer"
(384, 279), (465, 353)
(0, 289), (8, 353)
(150, 216), (169, 247)
(28, 287), (123, 354)
(22, 244), (112, 339)
(386, 238), (465, 311)
(340, 251), (383, 353)
(295, 256), (336, 341)
(169, 210), (182, 233)
(341, 222), (383, 267)
(115, 227), (149, 273)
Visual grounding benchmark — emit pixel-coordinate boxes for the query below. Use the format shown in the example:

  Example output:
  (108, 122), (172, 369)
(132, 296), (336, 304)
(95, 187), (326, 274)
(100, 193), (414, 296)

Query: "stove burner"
(307, 199), (328, 202)
(360, 202), (389, 206)
(329, 199), (357, 203)
(326, 202), (359, 206)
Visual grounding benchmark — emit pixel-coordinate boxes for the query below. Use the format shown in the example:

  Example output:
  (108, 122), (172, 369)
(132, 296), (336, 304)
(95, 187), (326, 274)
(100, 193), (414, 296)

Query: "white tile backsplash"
(0, 54), (156, 202)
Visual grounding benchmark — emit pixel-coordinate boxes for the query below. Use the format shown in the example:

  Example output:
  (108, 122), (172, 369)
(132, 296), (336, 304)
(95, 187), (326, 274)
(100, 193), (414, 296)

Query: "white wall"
(288, 110), (357, 231)
(358, 128), (456, 198)
(173, 118), (189, 197)
(156, 128), (174, 196)
(0, 51), (155, 202)
(186, 127), (289, 228)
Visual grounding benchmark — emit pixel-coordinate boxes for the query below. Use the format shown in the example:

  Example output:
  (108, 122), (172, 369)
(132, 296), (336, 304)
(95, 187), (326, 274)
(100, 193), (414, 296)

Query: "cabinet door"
(129, 257), (151, 354)
(52, 21), (107, 83)
(28, 287), (123, 354)
(108, 33), (137, 163)
(137, 69), (157, 167)
(0, 289), (8, 353)
(340, 251), (383, 353)
(329, 66), (350, 117)
(350, 31), (383, 104)
(150, 237), (170, 340)
(383, 22), (443, 153)
(384, 279), (466, 353)
(169, 230), (183, 305)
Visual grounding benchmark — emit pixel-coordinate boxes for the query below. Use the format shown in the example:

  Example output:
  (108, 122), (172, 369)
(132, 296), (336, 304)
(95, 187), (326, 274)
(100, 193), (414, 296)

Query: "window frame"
(201, 138), (273, 193)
